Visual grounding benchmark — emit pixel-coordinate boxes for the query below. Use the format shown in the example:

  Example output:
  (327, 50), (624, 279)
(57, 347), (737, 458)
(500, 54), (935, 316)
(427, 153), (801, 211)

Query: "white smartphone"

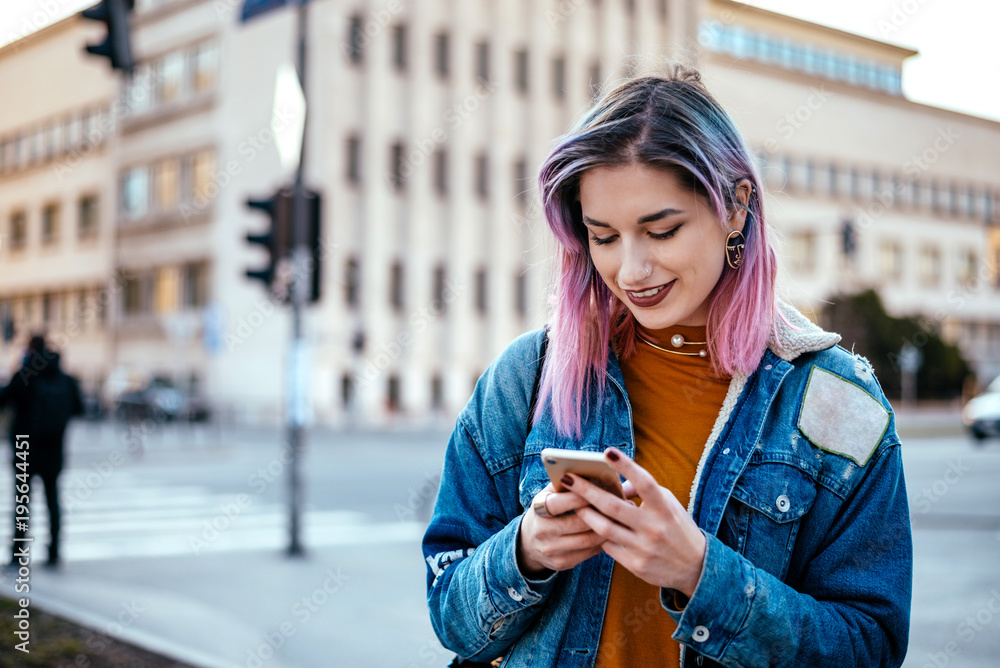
(540, 447), (625, 498)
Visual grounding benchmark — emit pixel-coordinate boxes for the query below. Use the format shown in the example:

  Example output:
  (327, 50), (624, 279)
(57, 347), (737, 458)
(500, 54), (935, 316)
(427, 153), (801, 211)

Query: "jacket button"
(776, 494), (790, 513)
(507, 586), (523, 602)
(692, 625), (710, 642)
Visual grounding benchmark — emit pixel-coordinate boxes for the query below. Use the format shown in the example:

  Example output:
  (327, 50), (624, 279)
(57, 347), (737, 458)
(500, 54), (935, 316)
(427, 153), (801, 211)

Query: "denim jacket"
(423, 301), (912, 667)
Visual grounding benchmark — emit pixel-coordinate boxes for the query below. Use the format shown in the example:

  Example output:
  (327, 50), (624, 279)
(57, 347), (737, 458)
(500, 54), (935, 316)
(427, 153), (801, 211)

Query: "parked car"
(106, 368), (211, 423)
(962, 375), (1000, 441)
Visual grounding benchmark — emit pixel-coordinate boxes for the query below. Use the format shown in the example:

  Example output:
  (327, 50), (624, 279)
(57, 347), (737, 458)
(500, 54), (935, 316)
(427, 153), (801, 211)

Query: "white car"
(963, 375), (1000, 441)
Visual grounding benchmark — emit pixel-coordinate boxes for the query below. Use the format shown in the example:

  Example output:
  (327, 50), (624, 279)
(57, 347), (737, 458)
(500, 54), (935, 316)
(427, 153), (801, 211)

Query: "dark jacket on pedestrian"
(0, 347), (84, 477)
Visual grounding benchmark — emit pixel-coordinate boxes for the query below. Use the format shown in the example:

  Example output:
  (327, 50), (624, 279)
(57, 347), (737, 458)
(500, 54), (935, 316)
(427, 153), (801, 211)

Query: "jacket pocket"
(728, 460), (818, 580)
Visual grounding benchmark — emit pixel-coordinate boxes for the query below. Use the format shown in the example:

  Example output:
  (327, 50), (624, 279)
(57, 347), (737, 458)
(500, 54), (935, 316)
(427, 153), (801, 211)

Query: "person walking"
(2, 335), (84, 569)
(423, 65), (911, 667)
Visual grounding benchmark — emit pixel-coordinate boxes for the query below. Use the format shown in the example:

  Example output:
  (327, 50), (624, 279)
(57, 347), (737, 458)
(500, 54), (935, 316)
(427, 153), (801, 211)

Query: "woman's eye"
(650, 224), (683, 240)
(590, 233), (615, 246)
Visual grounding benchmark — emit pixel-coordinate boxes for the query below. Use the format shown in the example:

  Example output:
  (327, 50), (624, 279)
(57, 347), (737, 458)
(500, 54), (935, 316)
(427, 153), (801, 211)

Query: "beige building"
(0, 0), (997, 426)
(0, 17), (119, 390)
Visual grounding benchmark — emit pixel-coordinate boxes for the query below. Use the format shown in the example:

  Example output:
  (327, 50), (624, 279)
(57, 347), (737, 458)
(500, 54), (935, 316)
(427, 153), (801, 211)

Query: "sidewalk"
(3, 543), (446, 668)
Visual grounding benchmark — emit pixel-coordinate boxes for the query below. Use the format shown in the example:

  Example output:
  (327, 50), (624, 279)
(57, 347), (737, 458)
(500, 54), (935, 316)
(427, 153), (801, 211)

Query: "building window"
(155, 157), (180, 211)
(44, 122), (60, 160)
(965, 188), (978, 219)
(191, 150), (216, 204)
(387, 374), (400, 413)
(474, 152), (489, 200)
(552, 55), (566, 101)
(154, 266), (180, 315)
(123, 273), (153, 316)
(430, 373), (443, 410)
(514, 48), (529, 94)
(435, 32), (450, 79)
(348, 15), (364, 64)
(182, 262), (207, 308)
(433, 264), (447, 313)
(341, 372), (353, 409)
(514, 158), (528, 211)
(122, 166), (149, 219)
(475, 267), (487, 315)
(191, 41), (219, 93)
(42, 293), (57, 324)
(879, 241), (903, 282)
(930, 183), (942, 214)
(390, 260), (404, 312)
(433, 148), (448, 196)
(787, 230), (816, 274)
(390, 142), (405, 191)
(515, 271), (528, 316)
(948, 185), (960, 217)
(918, 246), (942, 287)
(849, 168), (860, 200)
(826, 164), (839, 196)
(42, 203), (60, 245)
(589, 61), (602, 98)
(956, 249), (977, 288)
(475, 41), (490, 83)
(346, 134), (361, 184)
(156, 51), (185, 105)
(345, 256), (359, 307)
(802, 160), (815, 192)
(9, 211), (26, 251)
(910, 181), (923, 210)
(78, 195), (98, 239)
(392, 24), (408, 72)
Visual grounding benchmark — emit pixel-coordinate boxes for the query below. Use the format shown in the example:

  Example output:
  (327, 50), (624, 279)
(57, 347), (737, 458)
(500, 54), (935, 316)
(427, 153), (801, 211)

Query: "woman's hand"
(517, 483), (612, 578)
(567, 447), (707, 598)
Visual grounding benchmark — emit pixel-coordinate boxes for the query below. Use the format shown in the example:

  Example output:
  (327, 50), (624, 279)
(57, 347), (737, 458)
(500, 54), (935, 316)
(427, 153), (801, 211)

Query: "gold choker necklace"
(637, 332), (708, 358)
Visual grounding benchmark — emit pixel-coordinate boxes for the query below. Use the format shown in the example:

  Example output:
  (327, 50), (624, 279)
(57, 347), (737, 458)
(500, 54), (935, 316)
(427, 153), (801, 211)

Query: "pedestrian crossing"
(0, 469), (424, 562)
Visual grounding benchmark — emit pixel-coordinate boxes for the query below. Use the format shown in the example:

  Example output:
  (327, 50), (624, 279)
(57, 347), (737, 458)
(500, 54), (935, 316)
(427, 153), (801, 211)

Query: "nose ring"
(644, 266), (651, 276)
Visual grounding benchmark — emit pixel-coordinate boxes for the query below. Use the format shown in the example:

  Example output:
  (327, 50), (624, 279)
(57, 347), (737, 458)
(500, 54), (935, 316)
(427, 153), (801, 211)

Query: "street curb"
(10, 590), (237, 668)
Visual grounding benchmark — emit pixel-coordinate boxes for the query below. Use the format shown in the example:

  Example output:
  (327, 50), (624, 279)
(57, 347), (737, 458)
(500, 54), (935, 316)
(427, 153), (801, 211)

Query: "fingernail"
(605, 448), (620, 462)
(561, 474), (573, 487)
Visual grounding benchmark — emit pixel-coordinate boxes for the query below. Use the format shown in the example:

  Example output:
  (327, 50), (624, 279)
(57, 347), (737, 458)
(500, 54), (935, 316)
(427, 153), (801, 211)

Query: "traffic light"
(244, 187), (322, 304)
(245, 188), (292, 292)
(81, 0), (135, 73)
(303, 189), (322, 304)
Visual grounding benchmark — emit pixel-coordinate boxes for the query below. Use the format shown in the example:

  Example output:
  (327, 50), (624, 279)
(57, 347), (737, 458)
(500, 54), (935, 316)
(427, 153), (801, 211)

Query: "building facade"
(0, 0), (997, 426)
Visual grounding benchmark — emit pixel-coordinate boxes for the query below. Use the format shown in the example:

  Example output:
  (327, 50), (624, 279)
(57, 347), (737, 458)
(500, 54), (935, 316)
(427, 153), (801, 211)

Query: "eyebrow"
(581, 208), (685, 228)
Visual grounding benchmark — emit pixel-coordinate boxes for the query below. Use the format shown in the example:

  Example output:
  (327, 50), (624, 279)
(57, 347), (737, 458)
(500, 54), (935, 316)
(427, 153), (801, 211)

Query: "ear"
(729, 179), (753, 234)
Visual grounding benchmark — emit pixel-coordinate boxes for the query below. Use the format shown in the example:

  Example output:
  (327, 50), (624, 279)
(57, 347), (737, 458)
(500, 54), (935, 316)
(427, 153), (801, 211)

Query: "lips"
(624, 280), (675, 307)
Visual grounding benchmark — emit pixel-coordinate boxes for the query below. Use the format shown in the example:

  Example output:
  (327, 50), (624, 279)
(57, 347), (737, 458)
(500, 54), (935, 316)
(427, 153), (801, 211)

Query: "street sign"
(273, 63), (306, 173)
(241, 0), (312, 22)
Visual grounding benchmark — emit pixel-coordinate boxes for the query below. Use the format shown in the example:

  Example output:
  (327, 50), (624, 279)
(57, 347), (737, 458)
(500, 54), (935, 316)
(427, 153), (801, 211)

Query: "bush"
(819, 289), (972, 401)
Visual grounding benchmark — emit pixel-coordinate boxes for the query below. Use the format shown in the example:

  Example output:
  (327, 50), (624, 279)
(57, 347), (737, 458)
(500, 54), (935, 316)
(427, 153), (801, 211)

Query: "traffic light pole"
(286, 0), (309, 557)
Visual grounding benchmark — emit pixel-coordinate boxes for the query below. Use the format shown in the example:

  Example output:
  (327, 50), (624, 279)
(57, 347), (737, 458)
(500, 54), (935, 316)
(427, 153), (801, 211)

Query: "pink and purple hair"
(532, 65), (783, 439)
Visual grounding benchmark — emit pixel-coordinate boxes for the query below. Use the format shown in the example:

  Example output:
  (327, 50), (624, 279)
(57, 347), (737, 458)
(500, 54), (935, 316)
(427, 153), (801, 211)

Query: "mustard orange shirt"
(594, 323), (731, 668)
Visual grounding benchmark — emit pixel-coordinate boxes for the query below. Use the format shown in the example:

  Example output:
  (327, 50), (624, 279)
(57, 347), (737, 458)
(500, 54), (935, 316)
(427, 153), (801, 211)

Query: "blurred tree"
(819, 289), (972, 401)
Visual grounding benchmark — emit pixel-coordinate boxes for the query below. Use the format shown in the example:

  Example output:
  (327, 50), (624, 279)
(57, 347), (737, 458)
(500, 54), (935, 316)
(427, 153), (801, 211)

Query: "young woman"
(423, 65), (912, 668)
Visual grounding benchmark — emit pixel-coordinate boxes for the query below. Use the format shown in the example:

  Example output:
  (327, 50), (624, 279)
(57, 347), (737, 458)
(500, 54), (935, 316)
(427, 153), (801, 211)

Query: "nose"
(619, 244), (653, 289)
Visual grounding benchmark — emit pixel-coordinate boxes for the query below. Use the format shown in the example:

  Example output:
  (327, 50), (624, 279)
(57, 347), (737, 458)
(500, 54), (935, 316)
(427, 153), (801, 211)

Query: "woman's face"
(579, 162), (743, 329)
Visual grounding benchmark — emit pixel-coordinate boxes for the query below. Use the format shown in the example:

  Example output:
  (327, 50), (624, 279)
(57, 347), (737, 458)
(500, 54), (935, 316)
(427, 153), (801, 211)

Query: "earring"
(725, 230), (745, 269)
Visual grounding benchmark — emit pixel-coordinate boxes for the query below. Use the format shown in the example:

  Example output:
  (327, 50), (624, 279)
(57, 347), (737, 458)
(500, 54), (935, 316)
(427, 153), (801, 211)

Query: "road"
(1, 421), (998, 667)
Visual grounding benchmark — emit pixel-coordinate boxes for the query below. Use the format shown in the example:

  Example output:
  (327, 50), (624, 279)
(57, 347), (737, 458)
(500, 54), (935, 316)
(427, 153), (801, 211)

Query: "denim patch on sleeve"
(798, 367), (890, 466)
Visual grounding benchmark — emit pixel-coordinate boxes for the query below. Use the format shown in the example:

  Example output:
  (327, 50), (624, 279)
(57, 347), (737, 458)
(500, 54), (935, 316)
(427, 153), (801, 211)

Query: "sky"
(1, 0), (998, 123)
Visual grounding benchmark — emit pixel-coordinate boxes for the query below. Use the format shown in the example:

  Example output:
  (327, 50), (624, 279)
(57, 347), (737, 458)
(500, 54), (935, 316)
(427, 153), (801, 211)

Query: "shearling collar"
(769, 299), (842, 363)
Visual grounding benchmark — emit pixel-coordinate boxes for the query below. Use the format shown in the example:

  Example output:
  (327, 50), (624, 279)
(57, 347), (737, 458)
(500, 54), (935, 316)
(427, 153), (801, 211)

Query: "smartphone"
(540, 448), (625, 498)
